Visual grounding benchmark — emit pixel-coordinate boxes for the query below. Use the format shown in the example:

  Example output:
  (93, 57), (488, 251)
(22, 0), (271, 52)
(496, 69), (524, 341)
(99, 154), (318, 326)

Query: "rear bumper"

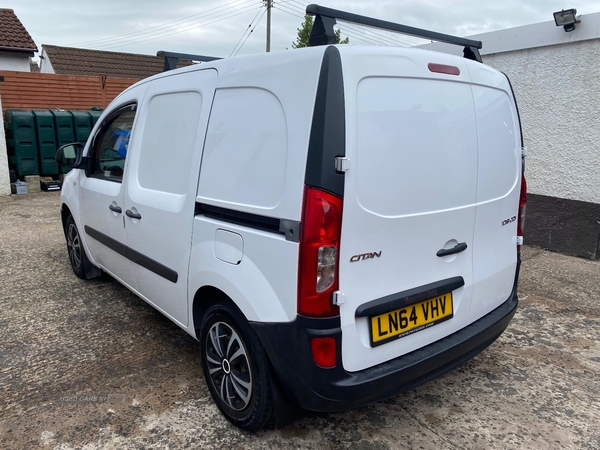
(252, 264), (520, 412)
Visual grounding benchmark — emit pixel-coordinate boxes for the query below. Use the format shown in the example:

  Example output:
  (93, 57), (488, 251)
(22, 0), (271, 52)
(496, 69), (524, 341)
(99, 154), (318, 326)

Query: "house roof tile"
(0, 8), (37, 52)
(42, 45), (193, 79)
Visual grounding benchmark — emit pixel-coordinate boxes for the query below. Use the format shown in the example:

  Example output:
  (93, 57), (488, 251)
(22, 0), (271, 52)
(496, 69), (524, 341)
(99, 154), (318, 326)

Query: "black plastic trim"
(108, 204), (122, 214)
(86, 102), (137, 179)
(436, 242), (467, 257)
(306, 4), (482, 57)
(195, 203), (300, 243)
(355, 276), (465, 318)
(99, 103), (137, 130)
(251, 264), (519, 412)
(305, 46), (346, 197)
(463, 46), (483, 63)
(125, 209), (142, 220)
(55, 143), (89, 170)
(157, 50), (222, 71)
(309, 15), (338, 46)
(126, 247), (178, 283)
(85, 225), (126, 257)
(84, 225), (178, 283)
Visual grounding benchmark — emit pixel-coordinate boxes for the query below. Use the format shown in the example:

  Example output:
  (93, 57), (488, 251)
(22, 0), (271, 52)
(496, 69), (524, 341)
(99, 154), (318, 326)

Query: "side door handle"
(109, 204), (122, 214)
(436, 242), (467, 257)
(125, 209), (142, 220)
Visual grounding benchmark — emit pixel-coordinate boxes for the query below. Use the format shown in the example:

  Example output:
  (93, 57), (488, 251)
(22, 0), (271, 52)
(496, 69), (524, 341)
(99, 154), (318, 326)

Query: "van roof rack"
(306, 4), (483, 63)
(157, 51), (222, 72)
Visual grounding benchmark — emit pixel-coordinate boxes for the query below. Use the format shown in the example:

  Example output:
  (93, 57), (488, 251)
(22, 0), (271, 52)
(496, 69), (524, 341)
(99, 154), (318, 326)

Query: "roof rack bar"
(157, 51), (222, 72)
(306, 4), (483, 62)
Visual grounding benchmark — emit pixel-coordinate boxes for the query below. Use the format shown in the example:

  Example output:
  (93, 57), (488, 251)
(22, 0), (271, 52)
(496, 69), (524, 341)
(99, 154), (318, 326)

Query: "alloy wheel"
(205, 321), (253, 411)
(67, 223), (82, 270)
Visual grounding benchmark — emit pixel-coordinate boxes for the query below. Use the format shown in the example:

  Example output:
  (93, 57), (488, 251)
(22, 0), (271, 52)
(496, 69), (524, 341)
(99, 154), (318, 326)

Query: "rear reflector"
(311, 337), (337, 368)
(298, 187), (342, 317)
(428, 63), (460, 76)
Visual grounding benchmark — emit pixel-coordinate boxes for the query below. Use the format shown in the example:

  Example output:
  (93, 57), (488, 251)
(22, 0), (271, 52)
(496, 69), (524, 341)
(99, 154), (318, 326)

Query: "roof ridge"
(42, 44), (163, 59)
(42, 44), (194, 79)
(0, 8), (37, 52)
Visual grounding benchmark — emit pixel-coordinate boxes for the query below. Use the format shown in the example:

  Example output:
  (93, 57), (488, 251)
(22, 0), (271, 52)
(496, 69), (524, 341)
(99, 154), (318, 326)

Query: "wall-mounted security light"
(554, 9), (578, 32)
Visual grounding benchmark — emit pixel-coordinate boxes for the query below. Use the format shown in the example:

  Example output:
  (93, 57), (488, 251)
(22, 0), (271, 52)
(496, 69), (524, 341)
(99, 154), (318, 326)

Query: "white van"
(56, 6), (526, 431)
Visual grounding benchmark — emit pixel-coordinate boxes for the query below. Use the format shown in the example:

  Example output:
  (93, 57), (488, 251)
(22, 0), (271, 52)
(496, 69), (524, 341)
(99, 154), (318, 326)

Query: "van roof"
(115, 44), (499, 102)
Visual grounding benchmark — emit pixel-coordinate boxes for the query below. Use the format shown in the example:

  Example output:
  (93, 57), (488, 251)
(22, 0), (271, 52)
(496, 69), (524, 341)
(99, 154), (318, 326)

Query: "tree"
(291, 14), (349, 49)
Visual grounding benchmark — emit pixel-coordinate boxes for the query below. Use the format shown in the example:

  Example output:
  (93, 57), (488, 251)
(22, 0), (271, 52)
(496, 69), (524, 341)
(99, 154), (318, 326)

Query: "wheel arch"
(60, 203), (72, 238)
(61, 203), (102, 279)
(191, 283), (302, 428)
(192, 285), (244, 339)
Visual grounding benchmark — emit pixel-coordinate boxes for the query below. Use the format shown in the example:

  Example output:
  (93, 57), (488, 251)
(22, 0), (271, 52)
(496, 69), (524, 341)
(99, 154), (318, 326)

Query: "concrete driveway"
(1, 192), (598, 449)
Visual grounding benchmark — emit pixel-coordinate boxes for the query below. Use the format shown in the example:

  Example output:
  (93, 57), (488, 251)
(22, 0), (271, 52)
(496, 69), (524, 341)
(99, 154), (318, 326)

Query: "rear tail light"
(298, 187), (342, 317)
(517, 175), (527, 252)
(311, 337), (337, 368)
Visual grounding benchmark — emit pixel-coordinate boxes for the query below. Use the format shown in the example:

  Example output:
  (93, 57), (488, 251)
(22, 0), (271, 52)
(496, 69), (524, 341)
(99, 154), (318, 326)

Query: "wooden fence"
(0, 71), (139, 114)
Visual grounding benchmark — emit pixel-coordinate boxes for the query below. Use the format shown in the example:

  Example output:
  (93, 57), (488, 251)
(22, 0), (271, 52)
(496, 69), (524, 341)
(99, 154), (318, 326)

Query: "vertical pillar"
(266, 0), (272, 52)
(100, 74), (108, 108)
(0, 95), (12, 196)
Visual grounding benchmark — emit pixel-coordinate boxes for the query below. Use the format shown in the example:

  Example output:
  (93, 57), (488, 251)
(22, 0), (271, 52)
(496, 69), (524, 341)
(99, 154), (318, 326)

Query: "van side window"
(90, 104), (137, 182)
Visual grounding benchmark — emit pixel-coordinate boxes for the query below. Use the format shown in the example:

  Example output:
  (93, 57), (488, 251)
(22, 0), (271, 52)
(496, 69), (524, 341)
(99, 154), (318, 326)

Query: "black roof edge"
(306, 4), (483, 63)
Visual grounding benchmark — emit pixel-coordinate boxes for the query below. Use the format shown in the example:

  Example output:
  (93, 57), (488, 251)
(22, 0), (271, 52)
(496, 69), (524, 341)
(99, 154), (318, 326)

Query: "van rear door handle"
(125, 209), (142, 220)
(436, 242), (467, 257)
(109, 204), (122, 214)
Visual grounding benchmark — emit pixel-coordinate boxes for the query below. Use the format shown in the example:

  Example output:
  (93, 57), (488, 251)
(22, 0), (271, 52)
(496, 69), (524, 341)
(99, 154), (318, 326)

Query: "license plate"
(369, 293), (454, 347)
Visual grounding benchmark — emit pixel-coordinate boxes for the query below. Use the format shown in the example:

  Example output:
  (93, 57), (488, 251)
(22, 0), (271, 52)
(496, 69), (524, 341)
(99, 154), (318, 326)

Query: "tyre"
(64, 215), (94, 279)
(199, 303), (274, 430)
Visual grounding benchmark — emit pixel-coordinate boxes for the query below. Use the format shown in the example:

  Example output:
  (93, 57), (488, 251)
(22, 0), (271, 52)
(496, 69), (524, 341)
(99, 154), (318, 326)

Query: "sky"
(5, 0), (600, 60)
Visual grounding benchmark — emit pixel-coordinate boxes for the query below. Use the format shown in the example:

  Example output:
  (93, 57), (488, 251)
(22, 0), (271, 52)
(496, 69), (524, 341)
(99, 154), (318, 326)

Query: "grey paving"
(0, 192), (598, 449)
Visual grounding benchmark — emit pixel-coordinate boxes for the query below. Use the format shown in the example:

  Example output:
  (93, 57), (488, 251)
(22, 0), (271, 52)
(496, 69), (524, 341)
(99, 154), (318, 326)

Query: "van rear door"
(337, 49), (479, 372)
(469, 65), (522, 321)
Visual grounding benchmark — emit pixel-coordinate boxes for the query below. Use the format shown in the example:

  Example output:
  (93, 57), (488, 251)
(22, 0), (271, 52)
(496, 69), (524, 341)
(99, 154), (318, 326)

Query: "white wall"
(39, 48), (54, 74)
(483, 40), (600, 205)
(422, 12), (600, 205)
(0, 96), (11, 196)
(0, 51), (31, 72)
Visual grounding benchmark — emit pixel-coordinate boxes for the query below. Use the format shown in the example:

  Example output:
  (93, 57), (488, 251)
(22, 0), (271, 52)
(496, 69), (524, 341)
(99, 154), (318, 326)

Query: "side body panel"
(77, 86), (148, 290)
(124, 69), (218, 328)
(189, 49), (327, 325)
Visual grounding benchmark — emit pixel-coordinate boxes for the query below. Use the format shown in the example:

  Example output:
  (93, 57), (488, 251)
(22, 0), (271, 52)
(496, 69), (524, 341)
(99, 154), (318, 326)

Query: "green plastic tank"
(51, 110), (76, 174)
(5, 110), (39, 177)
(32, 110), (59, 175)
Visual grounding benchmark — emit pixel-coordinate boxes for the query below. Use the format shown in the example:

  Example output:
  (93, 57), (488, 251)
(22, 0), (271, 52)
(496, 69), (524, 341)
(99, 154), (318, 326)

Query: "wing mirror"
(55, 143), (88, 169)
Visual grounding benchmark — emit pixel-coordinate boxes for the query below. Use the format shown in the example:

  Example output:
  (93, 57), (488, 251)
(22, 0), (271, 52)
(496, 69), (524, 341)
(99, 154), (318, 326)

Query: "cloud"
(5, 0), (600, 59)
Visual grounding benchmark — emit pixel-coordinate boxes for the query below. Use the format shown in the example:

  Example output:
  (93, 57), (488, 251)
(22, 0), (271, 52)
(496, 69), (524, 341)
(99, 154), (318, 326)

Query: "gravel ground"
(0, 191), (599, 449)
